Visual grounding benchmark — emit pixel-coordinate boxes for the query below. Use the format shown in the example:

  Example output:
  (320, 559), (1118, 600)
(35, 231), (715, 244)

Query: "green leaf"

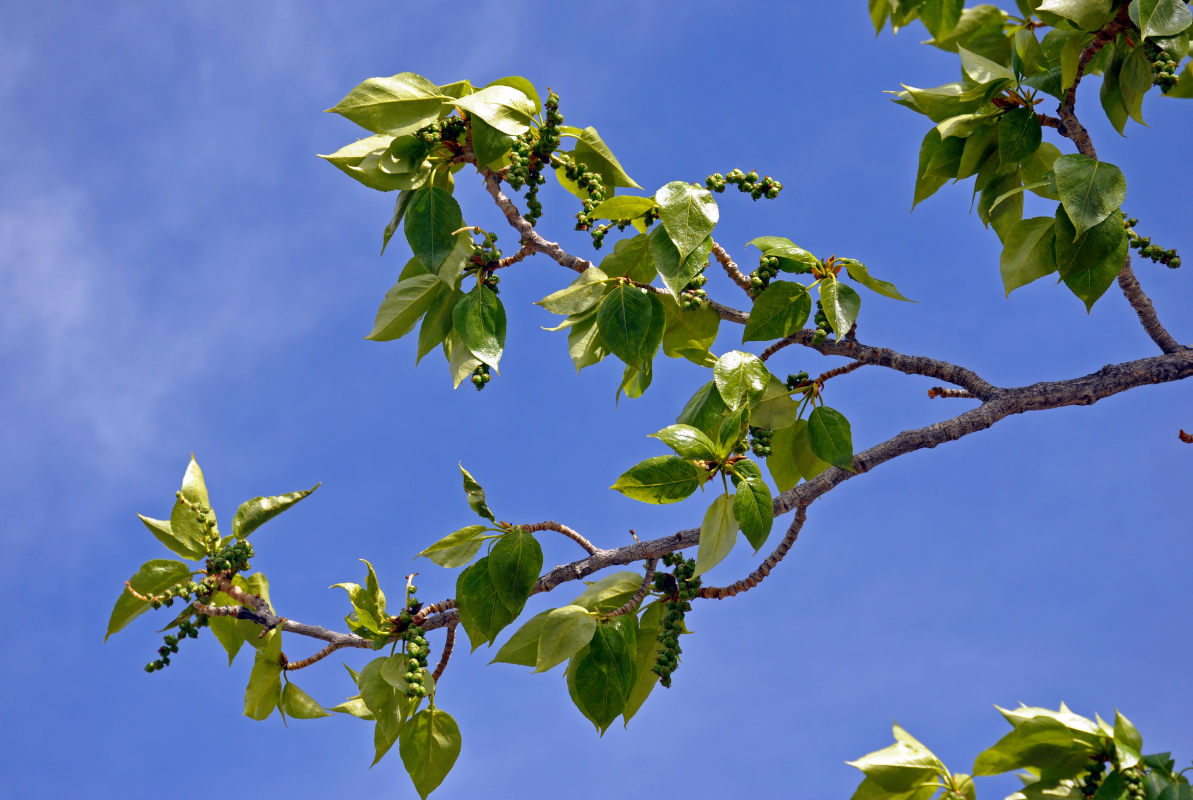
(979, 170), (1024, 242)
(329, 697), (373, 720)
(404, 187), (465, 274)
(469, 116), (515, 167)
(321, 134), (418, 192)
(655, 181), (718, 262)
(661, 295), (719, 364)
(921, 0), (964, 39)
(105, 559), (193, 640)
(533, 606), (598, 673)
(536, 267), (609, 316)
(456, 556), (517, 650)
(808, 406), (854, 471)
(1054, 205), (1128, 310)
(913, 128), (963, 206)
(570, 625), (636, 734)
(331, 559), (388, 636)
(847, 723), (946, 796)
(356, 657), (409, 763)
(443, 329), (482, 389)
(837, 258), (913, 302)
(566, 309), (607, 371)
(621, 601), (662, 726)
(747, 237), (821, 273)
(571, 572), (647, 613)
(1100, 47), (1130, 134)
(1119, 45), (1154, 125)
(596, 283), (660, 371)
(452, 284), (506, 370)
(138, 514), (205, 561)
(790, 418), (830, 482)
(1039, 0), (1111, 30)
(974, 718), (1099, 777)
(207, 591), (245, 664)
(381, 190), (415, 255)
(729, 459), (773, 552)
(650, 424), (719, 460)
(400, 707), (462, 799)
(676, 380), (730, 440)
(959, 45), (1016, 85)
(694, 493), (738, 577)
(487, 530), (542, 615)
(485, 76), (540, 113)
(232, 484), (319, 540)
(610, 456), (703, 504)
(418, 524), (491, 568)
(367, 272), (441, 341)
(1020, 141), (1062, 199)
(453, 84), (535, 135)
(1001, 217), (1058, 295)
(590, 196), (657, 221)
(743, 281), (812, 342)
(573, 126), (641, 189)
(751, 376), (801, 430)
(1053, 155), (1127, 238)
(280, 681), (331, 719)
(713, 350), (769, 412)
(999, 107), (1043, 169)
(458, 464), (495, 522)
(1113, 710), (1143, 752)
(243, 629), (283, 721)
(716, 408), (750, 457)
(491, 609), (551, 667)
(599, 233), (656, 283)
(415, 285), (459, 364)
(648, 225), (713, 298)
(165, 455), (213, 559)
(1130, 0), (1193, 39)
(767, 423), (802, 493)
(819, 278), (862, 340)
(327, 73), (446, 135)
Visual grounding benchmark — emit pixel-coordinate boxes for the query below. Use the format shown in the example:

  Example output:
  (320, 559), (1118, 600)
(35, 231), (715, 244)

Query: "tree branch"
(523, 520), (601, 555)
(710, 240), (754, 297)
(698, 506), (807, 599)
(608, 558), (657, 617)
(1116, 256), (1186, 354)
(432, 621), (457, 682)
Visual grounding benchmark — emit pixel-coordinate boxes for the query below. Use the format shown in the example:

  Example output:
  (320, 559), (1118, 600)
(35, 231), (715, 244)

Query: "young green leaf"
(694, 493), (737, 577)
(1053, 154), (1127, 238)
(998, 106), (1042, 169)
(105, 559), (193, 640)
(847, 723), (947, 795)
(571, 572), (648, 613)
(837, 258), (913, 302)
(676, 380), (730, 440)
(596, 283), (659, 371)
(487, 530), (542, 615)
(751, 376), (800, 430)
(459, 464), (495, 522)
(621, 601), (662, 725)
(766, 423), (801, 493)
(1038, 0), (1112, 31)
(243, 629), (283, 721)
(599, 233), (656, 283)
(566, 310), (607, 372)
(456, 556), (517, 650)
(452, 284), (506, 370)
(729, 459), (774, 552)
(649, 424), (719, 461)
(661, 295), (719, 364)
(534, 606), (598, 673)
(1054, 205), (1128, 310)
(655, 181), (718, 262)
(137, 514), (205, 561)
(327, 73), (446, 135)
(535, 267), (609, 316)
(1130, 0), (1193, 39)
(959, 45), (1015, 85)
(807, 406), (854, 471)
(569, 624), (636, 734)
(415, 285), (459, 364)
(648, 225), (712, 298)
(610, 456), (703, 504)
(400, 707), (462, 799)
(491, 609), (552, 667)
(713, 350), (769, 412)
(367, 273), (441, 342)
(743, 281), (812, 342)
(573, 126), (642, 189)
(453, 84), (535, 135)
(1000, 217), (1058, 295)
(232, 484), (320, 540)
(418, 524), (491, 568)
(747, 236), (822, 273)
(281, 681), (331, 719)
(590, 196), (657, 221)
(819, 279), (862, 340)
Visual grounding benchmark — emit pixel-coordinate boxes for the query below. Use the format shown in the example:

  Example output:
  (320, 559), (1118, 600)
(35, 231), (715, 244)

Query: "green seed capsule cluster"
(680, 273), (708, 309)
(470, 229), (503, 267)
(149, 579), (204, 610)
(415, 118), (466, 146)
(706, 169), (782, 200)
(145, 616), (208, 673)
(750, 254), (781, 292)
(177, 493), (222, 554)
(811, 301), (832, 344)
(1122, 767), (1146, 800)
(1123, 214), (1180, 268)
(651, 553), (700, 688)
(1151, 57), (1181, 92)
(1079, 758), (1107, 798)
(395, 586), (430, 699)
(553, 152), (608, 246)
(207, 539), (254, 577)
(749, 426), (773, 457)
(507, 92), (562, 227)
(785, 371), (810, 391)
(470, 363), (492, 390)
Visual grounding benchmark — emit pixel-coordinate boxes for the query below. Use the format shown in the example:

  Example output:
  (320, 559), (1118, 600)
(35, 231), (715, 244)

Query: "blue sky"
(1, 1), (1189, 797)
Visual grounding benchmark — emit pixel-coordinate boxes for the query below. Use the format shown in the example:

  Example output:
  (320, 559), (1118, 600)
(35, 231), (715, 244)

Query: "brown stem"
(928, 387), (978, 399)
(283, 640), (351, 671)
(698, 506), (807, 599)
(432, 622), (457, 682)
(1116, 256), (1186, 354)
(522, 520), (601, 555)
(1057, 3), (1131, 159)
(710, 240), (755, 297)
(607, 558), (657, 617)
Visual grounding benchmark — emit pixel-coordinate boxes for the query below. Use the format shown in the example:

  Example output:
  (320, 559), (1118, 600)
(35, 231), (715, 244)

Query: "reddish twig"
(432, 622), (457, 682)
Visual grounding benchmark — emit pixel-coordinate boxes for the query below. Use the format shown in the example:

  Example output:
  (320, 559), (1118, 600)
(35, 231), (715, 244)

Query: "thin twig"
(496, 240), (536, 269)
(698, 506), (807, 599)
(284, 640), (352, 671)
(710, 240), (754, 297)
(432, 622), (457, 682)
(607, 558), (657, 617)
(814, 360), (866, 385)
(1116, 256), (1185, 354)
(928, 387), (977, 399)
(523, 520), (601, 555)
